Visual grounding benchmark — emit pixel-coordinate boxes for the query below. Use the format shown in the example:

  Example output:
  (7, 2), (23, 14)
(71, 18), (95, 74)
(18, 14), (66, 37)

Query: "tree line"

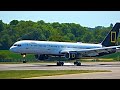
(0, 20), (118, 50)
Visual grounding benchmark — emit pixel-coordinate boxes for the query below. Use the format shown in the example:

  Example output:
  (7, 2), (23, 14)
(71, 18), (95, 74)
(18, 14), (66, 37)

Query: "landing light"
(23, 55), (26, 58)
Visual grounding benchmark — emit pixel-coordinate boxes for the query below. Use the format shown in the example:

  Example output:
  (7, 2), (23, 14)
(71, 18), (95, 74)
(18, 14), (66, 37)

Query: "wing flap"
(60, 46), (120, 56)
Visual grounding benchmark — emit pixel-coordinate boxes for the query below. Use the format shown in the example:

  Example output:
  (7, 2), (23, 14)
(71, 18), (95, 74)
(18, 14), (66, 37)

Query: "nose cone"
(9, 46), (16, 52)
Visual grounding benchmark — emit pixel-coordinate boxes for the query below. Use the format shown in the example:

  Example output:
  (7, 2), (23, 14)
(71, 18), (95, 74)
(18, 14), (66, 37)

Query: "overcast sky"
(0, 11), (120, 28)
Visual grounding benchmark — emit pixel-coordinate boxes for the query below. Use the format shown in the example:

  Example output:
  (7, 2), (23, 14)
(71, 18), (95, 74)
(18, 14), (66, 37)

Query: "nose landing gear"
(21, 53), (26, 63)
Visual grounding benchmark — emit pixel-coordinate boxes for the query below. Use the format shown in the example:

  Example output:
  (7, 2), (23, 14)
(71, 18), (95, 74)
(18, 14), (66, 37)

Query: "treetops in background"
(0, 20), (117, 50)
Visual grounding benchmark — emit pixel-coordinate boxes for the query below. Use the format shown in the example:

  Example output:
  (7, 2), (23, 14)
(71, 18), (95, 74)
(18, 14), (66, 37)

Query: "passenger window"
(18, 44), (21, 46)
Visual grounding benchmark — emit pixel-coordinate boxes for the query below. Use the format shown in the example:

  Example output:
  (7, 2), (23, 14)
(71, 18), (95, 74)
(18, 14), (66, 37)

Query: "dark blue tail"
(101, 23), (120, 47)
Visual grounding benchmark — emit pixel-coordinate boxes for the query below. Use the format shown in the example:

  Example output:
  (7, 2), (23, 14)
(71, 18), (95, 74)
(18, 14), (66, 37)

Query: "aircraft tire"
(77, 62), (81, 66)
(57, 62), (64, 66)
(23, 61), (26, 63)
(74, 61), (81, 66)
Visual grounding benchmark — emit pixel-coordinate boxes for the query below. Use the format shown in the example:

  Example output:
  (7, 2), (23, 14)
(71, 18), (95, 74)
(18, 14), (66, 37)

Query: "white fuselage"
(9, 40), (102, 55)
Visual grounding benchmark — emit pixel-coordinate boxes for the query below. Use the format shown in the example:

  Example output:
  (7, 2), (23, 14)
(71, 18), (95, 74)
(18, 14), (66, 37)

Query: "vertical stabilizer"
(101, 23), (120, 47)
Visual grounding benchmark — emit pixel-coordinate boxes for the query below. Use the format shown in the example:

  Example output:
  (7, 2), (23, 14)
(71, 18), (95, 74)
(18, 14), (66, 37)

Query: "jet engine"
(65, 52), (81, 60)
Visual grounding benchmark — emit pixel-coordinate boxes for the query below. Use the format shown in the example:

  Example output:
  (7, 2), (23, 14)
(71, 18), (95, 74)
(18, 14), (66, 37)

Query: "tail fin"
(101, 23), (120, 47)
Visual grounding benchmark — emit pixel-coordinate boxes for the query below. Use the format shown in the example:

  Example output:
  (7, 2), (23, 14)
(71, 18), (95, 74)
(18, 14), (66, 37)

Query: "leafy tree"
(10, 20), (19, 25)
(0, 20), (4, 32)
(110, 23), (113, 28)
(0, 19), (116, 50)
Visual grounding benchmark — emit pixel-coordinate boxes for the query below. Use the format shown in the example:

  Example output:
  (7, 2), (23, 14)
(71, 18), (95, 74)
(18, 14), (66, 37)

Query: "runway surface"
(1, 62), (120, 79)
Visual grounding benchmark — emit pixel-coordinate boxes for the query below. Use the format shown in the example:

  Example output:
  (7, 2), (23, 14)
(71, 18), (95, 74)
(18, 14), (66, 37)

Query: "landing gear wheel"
(77, 62), (81, 66)
(74, 61), (81, 66)
(23, 60), (26, 63)
(22, 54), (26, 63)
(57, 61), (64, 66)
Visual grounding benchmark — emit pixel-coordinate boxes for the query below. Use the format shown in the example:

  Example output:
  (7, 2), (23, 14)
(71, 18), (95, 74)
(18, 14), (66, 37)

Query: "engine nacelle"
(35, 54), (49, 60)
(65, 52), (81, 60)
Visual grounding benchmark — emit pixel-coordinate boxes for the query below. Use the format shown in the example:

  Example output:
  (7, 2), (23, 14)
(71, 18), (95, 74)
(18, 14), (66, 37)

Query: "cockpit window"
(13, 44), (17, 46)
(13, 44), (21, 46)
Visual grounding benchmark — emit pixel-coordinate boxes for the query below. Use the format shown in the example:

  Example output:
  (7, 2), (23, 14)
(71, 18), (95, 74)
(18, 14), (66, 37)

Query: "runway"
(1, 62), (120, 79)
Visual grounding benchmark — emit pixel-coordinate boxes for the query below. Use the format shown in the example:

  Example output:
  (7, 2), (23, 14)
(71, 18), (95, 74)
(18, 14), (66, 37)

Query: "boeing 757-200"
(9, 23), (120, 66)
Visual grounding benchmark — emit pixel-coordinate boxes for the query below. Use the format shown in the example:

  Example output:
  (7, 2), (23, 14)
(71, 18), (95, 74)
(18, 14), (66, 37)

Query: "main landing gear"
(56, 61), (81, 66)
(74, 61), (81, 66)
(57, 61), (64, 66)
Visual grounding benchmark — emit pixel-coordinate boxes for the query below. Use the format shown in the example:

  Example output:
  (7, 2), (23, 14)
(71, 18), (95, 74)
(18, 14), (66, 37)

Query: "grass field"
(0, 50), (34, 59)
(0, 70), (111, 79)
(1, 50), (120, 62)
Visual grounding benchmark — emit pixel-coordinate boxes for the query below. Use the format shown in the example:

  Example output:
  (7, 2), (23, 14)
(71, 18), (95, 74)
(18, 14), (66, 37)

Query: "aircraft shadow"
(21, 63), (120, 67)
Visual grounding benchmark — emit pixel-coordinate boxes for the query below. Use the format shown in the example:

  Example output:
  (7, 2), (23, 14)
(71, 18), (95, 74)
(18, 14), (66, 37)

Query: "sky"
(0, 11), (120, 28)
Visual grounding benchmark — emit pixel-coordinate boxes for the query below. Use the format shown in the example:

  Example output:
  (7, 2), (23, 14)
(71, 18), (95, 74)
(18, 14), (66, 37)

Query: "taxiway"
(1, 62), (120, 79)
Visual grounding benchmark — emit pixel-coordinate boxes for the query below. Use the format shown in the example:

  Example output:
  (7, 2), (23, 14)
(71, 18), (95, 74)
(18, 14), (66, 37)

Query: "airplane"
(9, 22), (120, 66)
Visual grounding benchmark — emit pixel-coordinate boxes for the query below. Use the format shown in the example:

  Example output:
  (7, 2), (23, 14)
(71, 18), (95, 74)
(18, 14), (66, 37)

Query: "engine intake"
(65, 52), (81, 60)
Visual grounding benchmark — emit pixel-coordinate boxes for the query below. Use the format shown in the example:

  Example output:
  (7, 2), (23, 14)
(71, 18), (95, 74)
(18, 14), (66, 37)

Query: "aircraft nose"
(9, 47), (13, 52)
(9, 46), (16, 52)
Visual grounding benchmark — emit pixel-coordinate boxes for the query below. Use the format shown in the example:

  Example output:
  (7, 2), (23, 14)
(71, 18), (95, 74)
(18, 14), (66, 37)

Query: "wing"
(60, 46), (120, 57)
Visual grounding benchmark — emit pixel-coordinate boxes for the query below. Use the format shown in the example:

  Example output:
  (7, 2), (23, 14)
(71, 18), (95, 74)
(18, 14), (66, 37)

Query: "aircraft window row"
(29, 44), (81, 48)
(13, 44), (21, 46)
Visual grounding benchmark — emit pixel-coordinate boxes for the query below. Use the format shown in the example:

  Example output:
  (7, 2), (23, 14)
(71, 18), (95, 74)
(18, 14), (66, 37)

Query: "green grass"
(0, 50), (35, 62)
(100, 52), (120, 58)
(0, 50), (34, 59)
(1, 50), (120, 62)
(0, 70), (110, 79)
